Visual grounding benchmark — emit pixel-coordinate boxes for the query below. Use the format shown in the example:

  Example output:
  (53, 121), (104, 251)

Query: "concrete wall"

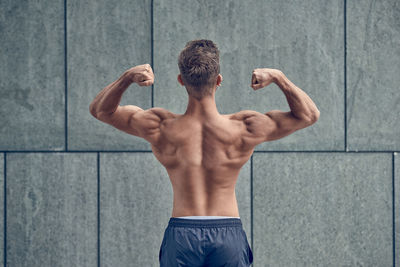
(0, 0), (398, 266)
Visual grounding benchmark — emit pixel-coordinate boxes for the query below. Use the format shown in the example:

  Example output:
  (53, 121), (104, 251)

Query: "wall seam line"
(250, 155), (254, 259)
(253, 150), (395, 153)
(0, 150), (398, 154)
(393, 152), (395, 267)
(97, 152), (100, 267)
(4, 153), (6, 267)
(64, 0), (68, 151)
(344, 0), (347, 151)
(151, 0), (154, 108)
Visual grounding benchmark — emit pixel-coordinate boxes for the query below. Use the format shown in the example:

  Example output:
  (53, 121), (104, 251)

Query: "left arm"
(89, 64), (167, 144)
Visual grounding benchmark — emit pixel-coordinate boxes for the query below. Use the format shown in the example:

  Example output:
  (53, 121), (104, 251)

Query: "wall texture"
(0, 0), (399, 266)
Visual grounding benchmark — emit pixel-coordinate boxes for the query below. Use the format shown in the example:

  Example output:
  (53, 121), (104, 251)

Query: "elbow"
(307, 109), (320, 124)
(89, 103), (98, 118)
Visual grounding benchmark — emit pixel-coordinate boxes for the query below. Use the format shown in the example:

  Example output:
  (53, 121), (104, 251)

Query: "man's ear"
(177, 74), (184, 86)
(216, 74), (223, 86)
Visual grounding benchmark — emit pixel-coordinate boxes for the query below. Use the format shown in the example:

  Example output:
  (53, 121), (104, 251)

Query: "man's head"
(178, 39), (222, 100)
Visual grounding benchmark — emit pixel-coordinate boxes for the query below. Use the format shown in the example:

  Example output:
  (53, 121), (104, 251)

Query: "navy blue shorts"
(159, 217), (253, 266)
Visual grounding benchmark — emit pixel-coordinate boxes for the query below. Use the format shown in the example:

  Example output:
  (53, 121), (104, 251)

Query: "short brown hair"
(178, 39), (220, 99)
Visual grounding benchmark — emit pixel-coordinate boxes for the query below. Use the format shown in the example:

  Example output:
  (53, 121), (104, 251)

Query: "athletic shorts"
(159, 217), (253, 266)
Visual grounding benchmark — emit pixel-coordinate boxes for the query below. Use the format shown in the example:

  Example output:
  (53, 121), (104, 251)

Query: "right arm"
(233, 69), (320, 149)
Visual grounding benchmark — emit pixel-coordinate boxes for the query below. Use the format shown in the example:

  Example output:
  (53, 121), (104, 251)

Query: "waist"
(175, 215), (240, 219)
(168, 217), (242, 228)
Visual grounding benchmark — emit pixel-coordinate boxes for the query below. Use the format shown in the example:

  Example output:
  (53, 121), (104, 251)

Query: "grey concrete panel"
(0, 0), (65, 150)
(7, 153), (97, 267)
(347, 0), (400, 151)
(154, 0), (344, 151)
(236, 158), (252, 241)
(396, 152), (399, 267)
(0, 154), (3, 266)
(100, 152), (251, 266)
(253, 153), (392, 266)
(68, 0), (152, 150)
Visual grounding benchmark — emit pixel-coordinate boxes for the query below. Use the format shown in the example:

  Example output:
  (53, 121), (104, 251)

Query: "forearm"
(89, 71), (132, 117)
(274, 72), (320, 121)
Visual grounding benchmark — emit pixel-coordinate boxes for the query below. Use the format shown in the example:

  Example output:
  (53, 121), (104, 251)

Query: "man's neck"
(183, 94), (220, 119)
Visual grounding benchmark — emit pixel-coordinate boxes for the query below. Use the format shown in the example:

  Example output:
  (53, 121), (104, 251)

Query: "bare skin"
(89, 64), (320, 218)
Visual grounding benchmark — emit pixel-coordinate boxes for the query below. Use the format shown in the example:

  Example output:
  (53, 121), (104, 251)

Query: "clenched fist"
(126, 64), (154, 86)
(251, 68), (281, 90)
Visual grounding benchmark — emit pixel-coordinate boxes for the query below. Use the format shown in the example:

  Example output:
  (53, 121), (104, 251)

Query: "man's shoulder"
(225, 110), (261, 121)
(148, 107), (179, 120)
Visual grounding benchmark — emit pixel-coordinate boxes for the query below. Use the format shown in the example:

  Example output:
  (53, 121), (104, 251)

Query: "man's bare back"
(151, 112), (254, 217)
(89, 64), (320, 219)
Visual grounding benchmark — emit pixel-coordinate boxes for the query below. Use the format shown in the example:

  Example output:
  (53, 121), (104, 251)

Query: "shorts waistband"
(168, 217), (243, 228)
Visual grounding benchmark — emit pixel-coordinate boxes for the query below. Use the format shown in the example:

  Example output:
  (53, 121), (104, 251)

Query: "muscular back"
(151, 112), (256, 217)
(153, 113), (253, 172)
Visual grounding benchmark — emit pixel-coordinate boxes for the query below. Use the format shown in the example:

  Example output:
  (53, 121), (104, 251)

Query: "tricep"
(239, 110), (316, 148)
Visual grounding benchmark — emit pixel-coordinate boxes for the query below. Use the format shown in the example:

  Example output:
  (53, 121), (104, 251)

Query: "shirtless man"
(89, 39), (319, 266)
